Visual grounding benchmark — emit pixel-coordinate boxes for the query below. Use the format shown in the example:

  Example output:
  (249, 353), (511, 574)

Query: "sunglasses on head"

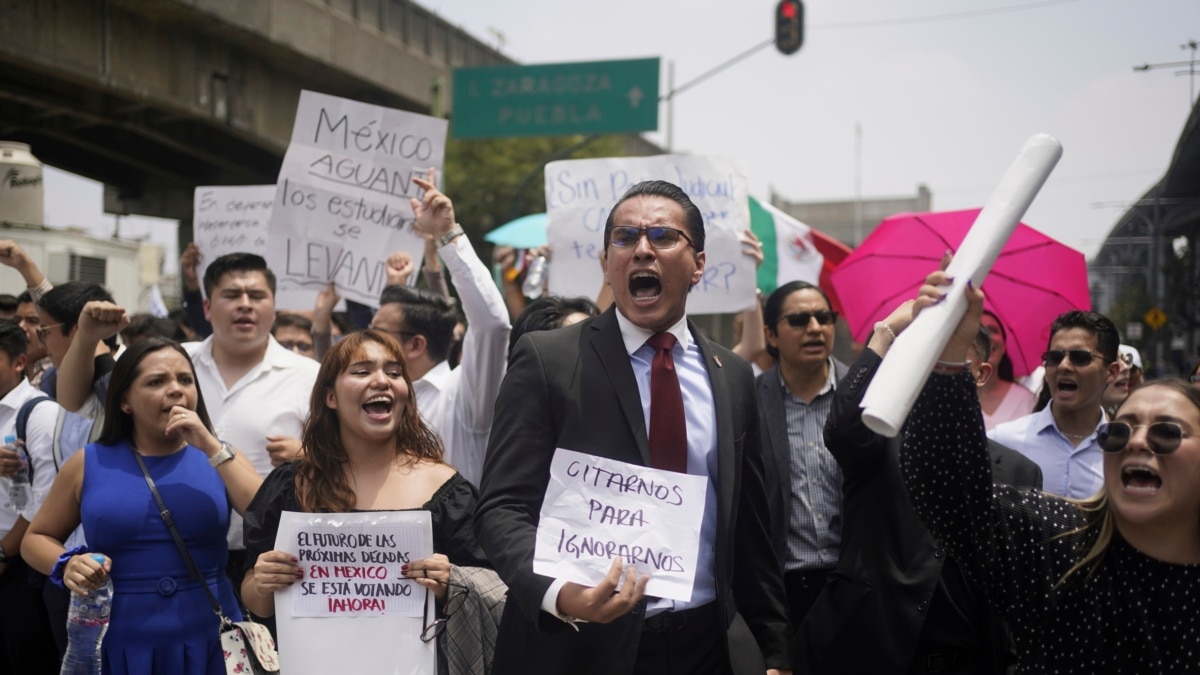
(780, 310), (837, 327)
(1097, 421), (1188, 455)
(608, 226), (694, 250)
(1042, 349), (1102, 368)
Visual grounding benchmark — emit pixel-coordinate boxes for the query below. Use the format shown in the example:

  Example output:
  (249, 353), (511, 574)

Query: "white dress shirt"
(0, 379), (56, 534)
(185, 336), (320, 549)
(412, 233), (510, 487)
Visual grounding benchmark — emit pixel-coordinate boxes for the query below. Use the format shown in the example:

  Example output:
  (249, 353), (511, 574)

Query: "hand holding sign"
(181, 242), (203, 292)
(251, 550), (303, 596)
(410, 169), (456, 242)
(401, 553), (452, 599)
(556, 557), (648, 624)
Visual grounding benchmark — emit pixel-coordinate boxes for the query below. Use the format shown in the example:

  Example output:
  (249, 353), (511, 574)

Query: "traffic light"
(775, 0), (804, 55)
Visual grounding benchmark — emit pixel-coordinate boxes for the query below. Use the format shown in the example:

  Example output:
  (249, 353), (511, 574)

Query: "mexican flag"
(749, 196), (824, 295)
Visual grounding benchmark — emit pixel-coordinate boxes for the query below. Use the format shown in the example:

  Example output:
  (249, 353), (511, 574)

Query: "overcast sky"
(42, 0), (1200, 274)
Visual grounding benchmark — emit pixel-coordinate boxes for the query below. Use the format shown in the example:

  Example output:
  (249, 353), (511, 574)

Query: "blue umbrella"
(484, 213), (547, 249)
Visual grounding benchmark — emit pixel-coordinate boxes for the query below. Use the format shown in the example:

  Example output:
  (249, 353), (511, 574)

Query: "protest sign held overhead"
(544, 155), (754, 315)
(266, 90), (447, 307)
(534, 448), (708, 601)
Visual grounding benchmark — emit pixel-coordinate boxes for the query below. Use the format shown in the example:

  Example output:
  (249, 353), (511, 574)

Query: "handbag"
(131, 449), (281, 675)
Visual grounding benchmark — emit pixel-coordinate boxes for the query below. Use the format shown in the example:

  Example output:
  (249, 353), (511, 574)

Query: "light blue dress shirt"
(617, 311), (718, 615)
(987, 403), (1106, 499)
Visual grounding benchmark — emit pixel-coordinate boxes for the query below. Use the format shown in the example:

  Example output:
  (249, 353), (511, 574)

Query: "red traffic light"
(775, 0), (804, 56)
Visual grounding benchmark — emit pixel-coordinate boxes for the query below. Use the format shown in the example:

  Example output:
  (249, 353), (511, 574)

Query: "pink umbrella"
(829, 209), (1090, 377)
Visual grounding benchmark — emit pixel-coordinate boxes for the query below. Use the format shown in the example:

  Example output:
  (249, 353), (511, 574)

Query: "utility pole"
(1131, 40), (1200, 371)
(660, 38), (775, 152)
(1133, 39), (1200, 106)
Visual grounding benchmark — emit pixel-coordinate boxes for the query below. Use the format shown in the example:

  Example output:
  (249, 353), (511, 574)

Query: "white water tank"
(0, 141), (44, 226)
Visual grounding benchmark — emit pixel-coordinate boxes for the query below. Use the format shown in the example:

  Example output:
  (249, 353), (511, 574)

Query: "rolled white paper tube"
(860, 133), (1063, 437)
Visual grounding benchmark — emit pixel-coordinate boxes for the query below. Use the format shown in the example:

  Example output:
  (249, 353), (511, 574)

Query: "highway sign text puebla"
(451, 58), (660, 139)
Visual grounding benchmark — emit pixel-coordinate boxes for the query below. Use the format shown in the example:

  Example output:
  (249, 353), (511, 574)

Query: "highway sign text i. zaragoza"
(451, 58), (660, 139)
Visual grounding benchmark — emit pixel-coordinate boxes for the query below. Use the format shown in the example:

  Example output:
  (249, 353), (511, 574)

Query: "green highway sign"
(451, 58), (660, 139)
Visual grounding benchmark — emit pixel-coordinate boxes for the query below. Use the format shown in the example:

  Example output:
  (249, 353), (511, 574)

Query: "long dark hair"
(295, 330), (444, 513)
(96, 337), (215, 445)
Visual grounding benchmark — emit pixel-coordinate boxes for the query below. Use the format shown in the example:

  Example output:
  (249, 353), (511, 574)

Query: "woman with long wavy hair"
(900, 271), (1200, 673)
(241, 329), (487, 618)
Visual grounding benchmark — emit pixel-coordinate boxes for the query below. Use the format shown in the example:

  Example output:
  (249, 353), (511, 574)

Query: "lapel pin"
(714, 355), (723, 368)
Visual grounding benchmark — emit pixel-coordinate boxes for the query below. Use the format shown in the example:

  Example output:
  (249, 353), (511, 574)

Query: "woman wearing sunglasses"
(240, 331), (490, 640)
(899, 270), (1200, 673)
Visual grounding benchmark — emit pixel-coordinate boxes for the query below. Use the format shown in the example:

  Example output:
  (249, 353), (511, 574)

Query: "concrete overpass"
(1090, 95), (1200, 372)
(0, 0), (510, 232)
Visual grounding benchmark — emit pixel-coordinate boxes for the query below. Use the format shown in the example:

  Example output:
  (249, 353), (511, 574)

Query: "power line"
(812, 0), (1083, 30)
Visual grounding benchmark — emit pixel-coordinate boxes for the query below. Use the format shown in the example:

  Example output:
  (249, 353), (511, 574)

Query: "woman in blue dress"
(24, 337), (263, 674)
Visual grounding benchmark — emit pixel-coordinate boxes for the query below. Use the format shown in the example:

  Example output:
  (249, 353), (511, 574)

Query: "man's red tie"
(647, 332), (687, 473)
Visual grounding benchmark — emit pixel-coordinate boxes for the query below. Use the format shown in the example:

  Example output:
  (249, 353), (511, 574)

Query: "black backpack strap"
(16, 396), (51, 445)
(14, 396), (51, 485)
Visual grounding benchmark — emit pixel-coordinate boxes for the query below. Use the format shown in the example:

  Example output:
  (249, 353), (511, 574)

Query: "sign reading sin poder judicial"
(544, 155), (755, 315)
(534, 449), (708, 601)
(265, 90), (447, 307)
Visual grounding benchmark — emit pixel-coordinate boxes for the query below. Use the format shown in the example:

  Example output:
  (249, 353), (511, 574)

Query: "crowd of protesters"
(0, 173), (1191, 675)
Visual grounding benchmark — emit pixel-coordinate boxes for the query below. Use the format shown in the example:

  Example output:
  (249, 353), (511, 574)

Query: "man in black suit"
(756, 281), (849, 634)
(475, 180), (791, 675)
(795, 305), (1042, 674)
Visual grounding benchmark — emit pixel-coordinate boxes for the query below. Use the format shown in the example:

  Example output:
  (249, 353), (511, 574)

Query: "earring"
(121, 405), (132, 414)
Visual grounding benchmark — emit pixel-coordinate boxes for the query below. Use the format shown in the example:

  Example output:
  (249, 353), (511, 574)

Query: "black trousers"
(784, 567), (831, 625)
(634, 603), (732, 675)
(42, 582), (69, 658)
(0, 559), (59, 675)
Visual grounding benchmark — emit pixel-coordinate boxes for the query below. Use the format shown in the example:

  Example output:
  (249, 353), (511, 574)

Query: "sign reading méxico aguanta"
(451, 58), (660, 139)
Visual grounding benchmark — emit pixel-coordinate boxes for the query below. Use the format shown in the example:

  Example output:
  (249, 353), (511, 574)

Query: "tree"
(442, 134), (623, 249)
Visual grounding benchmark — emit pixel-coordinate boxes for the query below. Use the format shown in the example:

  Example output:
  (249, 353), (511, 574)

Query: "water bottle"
(61, 554), (112, 675)
(522, 255), (548, 299)
(5, 435), (31, 517)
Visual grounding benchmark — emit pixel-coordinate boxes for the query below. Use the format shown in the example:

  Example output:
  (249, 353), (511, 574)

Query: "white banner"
(274, 511), (436, 674)
(192, 185), (272, 293)
(265, 90), (447, 307)
(534, 449), (708, 601)
(544, 155), (754, 314)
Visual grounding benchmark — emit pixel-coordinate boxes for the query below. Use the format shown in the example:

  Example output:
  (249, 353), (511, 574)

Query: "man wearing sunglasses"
(478, 180), (791, 675)
(755, 280), (847, 646)
(988, 310), (1122, 498)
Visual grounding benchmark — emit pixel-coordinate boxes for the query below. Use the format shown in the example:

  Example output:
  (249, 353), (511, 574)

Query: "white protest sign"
(275, 511), (436, 675)
(193, 185), (272, 288)
(192, 185), (322, 310)
(534, 448), (708, 601)
(265, 90), (447, 307)
(544, 155), (754, 314)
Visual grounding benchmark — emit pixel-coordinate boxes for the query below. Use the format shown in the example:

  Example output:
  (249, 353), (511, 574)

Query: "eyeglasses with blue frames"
(779, 310), (838, 327)
(1042, 349), (1104, 368)
(420, 581), (470, 642)
(608, 226), (694, 250)
(1097, 421), (1189, 455)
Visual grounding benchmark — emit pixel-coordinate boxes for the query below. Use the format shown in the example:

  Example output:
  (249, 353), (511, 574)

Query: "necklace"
(1061, 430), (1090, 441)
